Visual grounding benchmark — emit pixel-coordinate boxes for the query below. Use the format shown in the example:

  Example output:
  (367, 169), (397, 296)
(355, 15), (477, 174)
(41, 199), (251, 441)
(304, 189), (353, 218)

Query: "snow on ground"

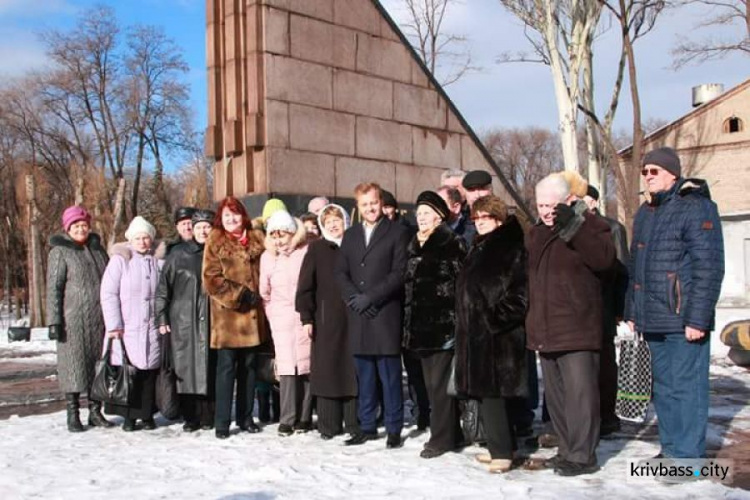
(0, 410), (747, 500)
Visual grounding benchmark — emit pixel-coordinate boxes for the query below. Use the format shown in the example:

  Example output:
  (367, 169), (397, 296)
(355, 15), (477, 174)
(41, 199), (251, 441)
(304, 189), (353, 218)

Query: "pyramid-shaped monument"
(206, 0), (527, 214)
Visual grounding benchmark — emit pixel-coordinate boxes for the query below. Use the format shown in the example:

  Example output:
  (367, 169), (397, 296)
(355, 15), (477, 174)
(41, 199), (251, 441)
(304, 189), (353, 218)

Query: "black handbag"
(255, 353), (278, 384)
(90, 338), (136, 406)
(155, 334), (181, 420)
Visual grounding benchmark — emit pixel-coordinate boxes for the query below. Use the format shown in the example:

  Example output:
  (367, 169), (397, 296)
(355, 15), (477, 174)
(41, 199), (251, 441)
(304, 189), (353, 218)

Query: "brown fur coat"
(202, 226), (268, 349)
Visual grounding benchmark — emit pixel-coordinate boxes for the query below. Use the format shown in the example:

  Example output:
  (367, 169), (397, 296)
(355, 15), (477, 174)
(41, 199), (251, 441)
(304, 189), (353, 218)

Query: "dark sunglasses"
(641, 168), (661, 176)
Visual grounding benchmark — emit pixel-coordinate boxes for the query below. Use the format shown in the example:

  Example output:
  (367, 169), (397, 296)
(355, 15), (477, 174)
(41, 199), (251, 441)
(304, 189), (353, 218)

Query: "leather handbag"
(90, 338), (136, 406)
(155, 334), (181, 420)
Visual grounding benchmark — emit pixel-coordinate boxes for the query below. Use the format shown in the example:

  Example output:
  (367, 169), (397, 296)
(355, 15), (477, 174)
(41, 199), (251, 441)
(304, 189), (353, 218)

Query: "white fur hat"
(265, 210), (297, 234)
(125, 216), (156, 241)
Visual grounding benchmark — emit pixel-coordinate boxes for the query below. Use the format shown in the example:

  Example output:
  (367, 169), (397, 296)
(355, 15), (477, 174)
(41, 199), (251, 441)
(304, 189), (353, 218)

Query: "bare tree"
(483, 127), (563, 214)
(499, 0), (603, 172)
(672, 0), (750, 67)
(399, 0), (477, 86)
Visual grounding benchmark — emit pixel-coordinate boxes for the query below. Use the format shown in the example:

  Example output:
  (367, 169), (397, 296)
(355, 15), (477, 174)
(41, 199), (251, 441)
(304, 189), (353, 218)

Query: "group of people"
(46, 146), (724, 477)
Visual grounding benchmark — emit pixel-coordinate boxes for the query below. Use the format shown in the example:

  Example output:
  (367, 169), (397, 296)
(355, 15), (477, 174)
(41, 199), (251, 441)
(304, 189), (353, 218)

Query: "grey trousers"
(279, 374), (313, 427)
(540, 350), (600, 464)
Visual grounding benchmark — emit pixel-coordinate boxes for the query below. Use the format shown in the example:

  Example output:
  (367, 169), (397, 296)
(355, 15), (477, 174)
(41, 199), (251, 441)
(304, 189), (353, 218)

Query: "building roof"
(618, 78), (750, 157)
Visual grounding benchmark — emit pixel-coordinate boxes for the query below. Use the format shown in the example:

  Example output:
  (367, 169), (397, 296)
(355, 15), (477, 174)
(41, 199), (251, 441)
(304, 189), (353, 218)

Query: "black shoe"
(215, 429), (230, 439)
(141, 418), (156, 431)
(420, 447), (446, 459)
(87, 402), (114, 428)
(600, 419), (621, 437)
(554, 459), (600, 477)
(344, 432), (377, 446)
(295, 421), (312, 433)
(543, 454), (564, 469)
(278, 424), (294, 437)
(65, 394), (85, 433)
(386, 433), (402, 449)
(538, 433), (559, 448)
(240, 419), (261, 434)
(122, 418), (137, 432)
(183, 421), (201, 432)
(416, 413), (430, 431)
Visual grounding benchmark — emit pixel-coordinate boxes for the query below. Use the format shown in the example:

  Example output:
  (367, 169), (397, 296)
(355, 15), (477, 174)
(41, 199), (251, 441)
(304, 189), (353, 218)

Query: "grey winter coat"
(46, 233), (109, 393)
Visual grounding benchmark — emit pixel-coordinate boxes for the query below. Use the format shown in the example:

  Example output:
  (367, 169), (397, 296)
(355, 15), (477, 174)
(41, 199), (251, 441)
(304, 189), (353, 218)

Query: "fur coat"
(455, 216), (528, 398)
(403, 224), (466, 352)
(202, 226), (268, 349)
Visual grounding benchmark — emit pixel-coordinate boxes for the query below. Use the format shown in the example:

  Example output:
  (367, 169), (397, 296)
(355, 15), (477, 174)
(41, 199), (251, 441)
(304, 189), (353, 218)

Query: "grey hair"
(535, 173), (570, 202)
(440, 169), (465, 184)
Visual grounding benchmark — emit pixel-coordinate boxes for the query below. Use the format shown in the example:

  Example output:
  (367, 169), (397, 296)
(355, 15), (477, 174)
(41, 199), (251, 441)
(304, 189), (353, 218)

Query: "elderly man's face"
(642, 164), (677, 195)
(176, 219), (193, 241)
(536, 186), (567, 227)
(465, 186), (491, 208)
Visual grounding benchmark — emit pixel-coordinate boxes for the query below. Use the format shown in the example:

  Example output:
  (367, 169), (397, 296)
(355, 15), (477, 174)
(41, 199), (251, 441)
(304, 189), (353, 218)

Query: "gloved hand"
(48, 324), (64, 342)
(347, 294), (372, 314)
(552, 203), (575, 233)
(240, 289), (259, 308)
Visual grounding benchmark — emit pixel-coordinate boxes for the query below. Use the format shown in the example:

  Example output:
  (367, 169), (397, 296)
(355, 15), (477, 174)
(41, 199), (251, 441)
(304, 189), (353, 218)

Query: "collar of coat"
(49, 232), (105, 252)
(471, 215), (524, 253)
(264, 217), (308, 256)
(207, 225), (265, 259)
(109, 240), (167, 261)
(649, 177), (712, 207)
(408, 223), (464, 256)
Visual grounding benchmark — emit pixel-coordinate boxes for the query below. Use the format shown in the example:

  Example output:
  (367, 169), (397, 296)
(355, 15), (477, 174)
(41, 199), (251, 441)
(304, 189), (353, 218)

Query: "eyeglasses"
(641, 168), (662, 177)
(471, 214), (496, 221)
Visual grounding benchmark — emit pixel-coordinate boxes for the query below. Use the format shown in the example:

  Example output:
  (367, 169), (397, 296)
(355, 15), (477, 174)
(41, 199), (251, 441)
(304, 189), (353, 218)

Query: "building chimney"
(692, 83), (724, 108)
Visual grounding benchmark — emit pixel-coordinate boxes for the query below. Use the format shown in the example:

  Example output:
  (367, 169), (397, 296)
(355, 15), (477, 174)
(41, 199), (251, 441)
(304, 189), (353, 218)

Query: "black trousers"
(403, 349), (430, 424)
(480, 397), (515, 460)
(599, 335), (619, 425)
(507, 349), (539, 431)
(316, 396), (359, 436)
(420, 351), (461, 451)
(215, 347), (257, 432)
(105, 369), (158, 421)
(540, 350), (600, 464)
(180, 394), (215, 427)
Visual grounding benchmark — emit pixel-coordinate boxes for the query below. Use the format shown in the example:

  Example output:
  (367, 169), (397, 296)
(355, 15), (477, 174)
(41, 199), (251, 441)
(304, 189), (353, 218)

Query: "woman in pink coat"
(259, 210), (311, 437)
(100, 216), (165, 431)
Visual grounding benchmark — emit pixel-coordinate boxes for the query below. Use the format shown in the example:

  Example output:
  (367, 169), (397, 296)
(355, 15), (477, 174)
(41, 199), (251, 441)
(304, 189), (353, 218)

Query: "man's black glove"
(239, 289), (259, 308)
(48, 324), (64, 342)
(347, 294), (372, 314)
(552, 203), (575, 233)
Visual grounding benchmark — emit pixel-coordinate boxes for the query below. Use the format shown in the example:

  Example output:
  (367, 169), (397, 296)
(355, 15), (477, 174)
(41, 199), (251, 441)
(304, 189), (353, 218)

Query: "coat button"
(360, 263), (365, 267)
(359, 281), (365, 286)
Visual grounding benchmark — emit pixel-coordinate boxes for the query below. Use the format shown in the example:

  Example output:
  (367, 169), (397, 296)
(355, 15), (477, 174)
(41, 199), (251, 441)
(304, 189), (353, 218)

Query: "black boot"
(65, 393), (85, 433)
(88, 400), (114, 428)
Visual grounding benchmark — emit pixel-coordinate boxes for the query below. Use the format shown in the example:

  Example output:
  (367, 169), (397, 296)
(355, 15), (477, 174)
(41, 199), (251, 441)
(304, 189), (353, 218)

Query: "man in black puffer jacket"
(625, 147), (724, 459)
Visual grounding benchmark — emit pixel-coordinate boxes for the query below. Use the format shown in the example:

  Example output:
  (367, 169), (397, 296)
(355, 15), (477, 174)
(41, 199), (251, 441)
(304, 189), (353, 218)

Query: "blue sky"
(1, 0), (747, 140)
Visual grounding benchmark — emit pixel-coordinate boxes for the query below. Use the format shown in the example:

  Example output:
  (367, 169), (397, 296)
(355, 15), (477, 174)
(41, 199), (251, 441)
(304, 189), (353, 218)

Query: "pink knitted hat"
(61, 205), (91, 231)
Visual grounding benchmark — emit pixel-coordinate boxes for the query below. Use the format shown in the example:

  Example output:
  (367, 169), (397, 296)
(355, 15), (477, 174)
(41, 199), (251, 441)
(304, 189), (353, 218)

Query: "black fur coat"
(403, 224), (466, 352)
(455, 216), (528, 398)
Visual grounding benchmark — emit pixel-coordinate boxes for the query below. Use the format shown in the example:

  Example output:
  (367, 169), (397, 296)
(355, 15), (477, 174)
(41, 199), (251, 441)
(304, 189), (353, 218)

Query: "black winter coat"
(155, 240), (214, 396)
(403, 224), (466, 352)
(455, 216), (528, 398)
(296, 239), (357, 398)
(334, 217), (410, 356)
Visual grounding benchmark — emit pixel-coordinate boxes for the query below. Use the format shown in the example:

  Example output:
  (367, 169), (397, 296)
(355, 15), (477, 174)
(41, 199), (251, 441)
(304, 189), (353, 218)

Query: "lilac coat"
(260, 223), (310, 376)
(100, 242), (165, 370)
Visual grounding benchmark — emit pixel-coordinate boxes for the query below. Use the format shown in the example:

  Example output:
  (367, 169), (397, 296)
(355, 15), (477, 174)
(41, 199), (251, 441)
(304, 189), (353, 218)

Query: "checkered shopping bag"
(615, 333), (652, 423)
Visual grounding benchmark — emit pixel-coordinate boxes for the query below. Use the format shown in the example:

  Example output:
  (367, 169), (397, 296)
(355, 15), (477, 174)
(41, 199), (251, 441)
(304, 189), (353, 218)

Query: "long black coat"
(155, 240), (213, 396)
(334, 217), (410, 356)
(455, 216), (528, 399)
(403, 224), (466, 352)
(296, 239), (357, 398)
